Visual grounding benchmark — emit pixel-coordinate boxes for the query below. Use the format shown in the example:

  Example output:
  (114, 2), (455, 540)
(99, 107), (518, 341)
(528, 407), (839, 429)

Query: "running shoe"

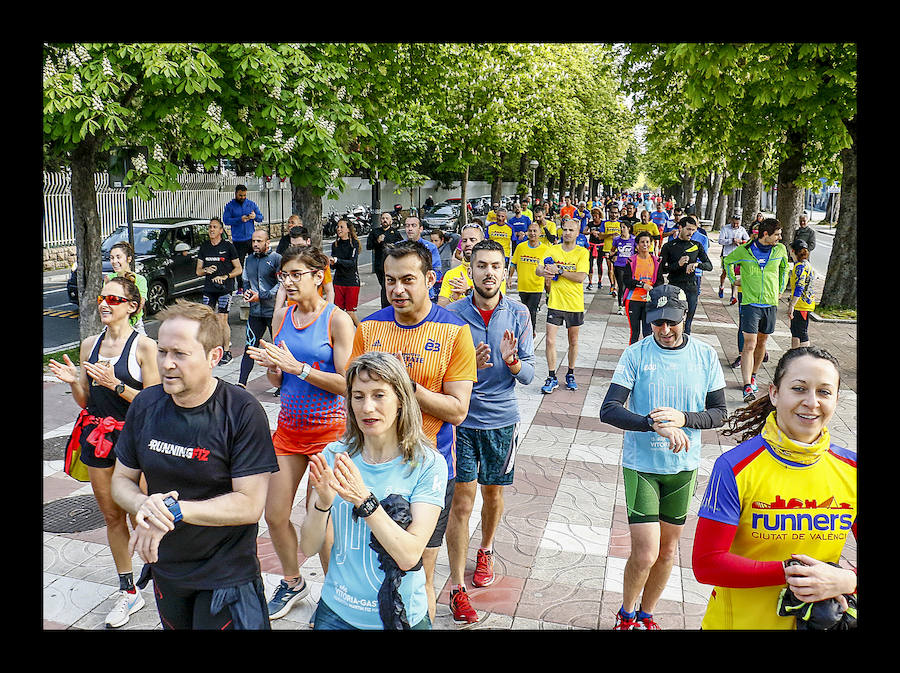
(729, 297), (738, 305)
(750, 376), (758, 393)
(565, 373), (578, 391)
(633, 616), (661, 630)
(267, 577), (310, 620)
(541, 376), (559, 394)
(718, 287), (724, 299)
(617, 306), (625, 315)
(472, 549), (495, 588)
(613, 610), (637, 630)
(730, 355), (742, 369)
(743, 385), (756, 403)
(587, 283), (593, 291)
(450, 587), (479, 627)
(609, 288), (617, 297)
(105, 589), (145, 628)
(218, 350), (233, 366)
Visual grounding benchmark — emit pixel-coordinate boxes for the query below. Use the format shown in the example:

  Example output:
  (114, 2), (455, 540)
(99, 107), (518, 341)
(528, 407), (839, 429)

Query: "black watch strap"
(352, 493), (379, 520)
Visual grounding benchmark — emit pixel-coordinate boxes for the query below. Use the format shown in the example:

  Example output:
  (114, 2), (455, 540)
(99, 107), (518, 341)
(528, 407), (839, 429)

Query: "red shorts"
(334, 284), (360, 312)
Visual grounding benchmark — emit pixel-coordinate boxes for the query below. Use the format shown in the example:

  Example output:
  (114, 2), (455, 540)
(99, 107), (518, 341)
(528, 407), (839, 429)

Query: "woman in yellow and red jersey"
(693, 347), (856, 629)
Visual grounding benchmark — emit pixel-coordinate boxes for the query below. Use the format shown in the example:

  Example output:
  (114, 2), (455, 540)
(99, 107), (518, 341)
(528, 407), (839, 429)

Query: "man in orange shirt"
(559, 196), (576, 222)
(349, 240), (477, 626)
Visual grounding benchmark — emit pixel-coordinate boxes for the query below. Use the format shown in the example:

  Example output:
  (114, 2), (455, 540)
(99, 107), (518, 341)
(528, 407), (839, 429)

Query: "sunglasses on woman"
(97, 294), (131, 306)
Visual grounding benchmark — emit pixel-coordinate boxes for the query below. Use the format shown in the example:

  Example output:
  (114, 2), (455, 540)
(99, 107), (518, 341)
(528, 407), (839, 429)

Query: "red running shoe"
(633, 616), (661, 630)
(472, 548), (495, 587)
(450, 587), (479, 627)
(613, 611), (636, 630)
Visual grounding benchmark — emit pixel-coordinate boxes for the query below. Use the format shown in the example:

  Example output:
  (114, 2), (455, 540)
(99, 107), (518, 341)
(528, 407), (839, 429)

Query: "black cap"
(790, 239), (809, 252)
(646, 285), (689, 323)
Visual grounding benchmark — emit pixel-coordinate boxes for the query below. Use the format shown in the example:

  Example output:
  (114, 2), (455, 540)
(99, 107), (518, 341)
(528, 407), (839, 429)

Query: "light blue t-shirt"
(319, 440), (448, 629)
(611, 335), (725, 475)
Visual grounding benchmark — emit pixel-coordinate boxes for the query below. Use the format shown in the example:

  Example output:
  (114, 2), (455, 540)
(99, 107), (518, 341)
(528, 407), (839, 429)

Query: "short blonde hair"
(156, 299), (224, 354)
(342, 352), (433, 466)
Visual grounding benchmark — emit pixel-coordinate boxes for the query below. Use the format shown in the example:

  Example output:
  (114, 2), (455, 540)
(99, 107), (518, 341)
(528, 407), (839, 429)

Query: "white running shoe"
(105, 589), (145, 628)
(617, 306), (625, 315)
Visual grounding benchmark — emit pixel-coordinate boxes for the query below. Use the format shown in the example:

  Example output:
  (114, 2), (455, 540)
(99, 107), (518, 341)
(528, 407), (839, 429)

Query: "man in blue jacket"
(223, 184), (263, 293)
(444, 238), (535, 627)
(237, 229), (281, 389)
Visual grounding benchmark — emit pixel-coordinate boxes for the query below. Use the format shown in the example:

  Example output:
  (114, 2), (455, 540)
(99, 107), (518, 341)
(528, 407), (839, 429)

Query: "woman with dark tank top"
(48, 274), (159, 628)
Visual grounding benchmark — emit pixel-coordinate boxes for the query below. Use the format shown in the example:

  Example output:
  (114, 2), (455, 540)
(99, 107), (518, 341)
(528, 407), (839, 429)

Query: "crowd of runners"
(48, 186), (856, 631)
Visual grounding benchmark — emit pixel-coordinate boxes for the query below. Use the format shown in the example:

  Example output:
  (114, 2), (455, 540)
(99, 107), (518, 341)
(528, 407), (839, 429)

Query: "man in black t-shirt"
(195, 217), (242, 365)
(111, 299), (278, 630)
(367, 211), (404, 308)
(659, 218), (713, 335)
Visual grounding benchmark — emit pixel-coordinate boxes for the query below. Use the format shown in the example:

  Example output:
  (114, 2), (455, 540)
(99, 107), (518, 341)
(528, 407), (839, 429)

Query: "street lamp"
(529, 159), (539, 198)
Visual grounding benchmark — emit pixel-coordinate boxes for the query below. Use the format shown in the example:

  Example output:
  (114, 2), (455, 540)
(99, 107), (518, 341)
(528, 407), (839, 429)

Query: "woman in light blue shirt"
(300, 352), (448, 630)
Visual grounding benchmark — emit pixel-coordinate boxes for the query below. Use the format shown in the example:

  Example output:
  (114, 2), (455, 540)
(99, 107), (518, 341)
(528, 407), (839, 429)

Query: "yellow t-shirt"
(487, 223), (513, 258)
(601, 220), (621, 253)
(438, 262), (507, 301)
(544, 244), (589, 313)
(510, 241), (550, 294)
(631, 221), (660, 238)
(537, 221), (557, 247)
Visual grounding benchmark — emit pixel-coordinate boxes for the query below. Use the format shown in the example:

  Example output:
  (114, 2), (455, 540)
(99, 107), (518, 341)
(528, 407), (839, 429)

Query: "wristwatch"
(298, 362), (311, 380)
(645, 414), (655, 430)
(115, 382), (126, 395)
(352, 492), (379, 520)
(163, 495), (183, 523)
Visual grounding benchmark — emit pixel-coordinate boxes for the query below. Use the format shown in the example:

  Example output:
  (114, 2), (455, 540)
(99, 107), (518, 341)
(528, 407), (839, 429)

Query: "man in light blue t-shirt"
(599, 284), (727, 631)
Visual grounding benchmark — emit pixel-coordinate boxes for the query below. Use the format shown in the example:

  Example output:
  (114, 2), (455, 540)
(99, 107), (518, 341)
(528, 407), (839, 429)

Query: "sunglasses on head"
(651, 318), (680, 328)
(97, 294), (131, 306)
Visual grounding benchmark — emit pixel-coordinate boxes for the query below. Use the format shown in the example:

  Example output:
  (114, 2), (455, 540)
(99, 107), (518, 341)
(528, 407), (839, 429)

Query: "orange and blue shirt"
(350, 304), (477, 479)
(697, 435), (857, 630)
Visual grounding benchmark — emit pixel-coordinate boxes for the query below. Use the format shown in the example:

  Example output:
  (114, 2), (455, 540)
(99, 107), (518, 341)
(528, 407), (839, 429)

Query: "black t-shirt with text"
(199, 239), (239, 294)
(114, 380), (278, 590)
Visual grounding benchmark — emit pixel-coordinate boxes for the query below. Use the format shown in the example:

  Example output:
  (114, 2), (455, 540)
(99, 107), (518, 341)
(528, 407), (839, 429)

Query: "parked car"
(422, 203), (461, 233)
(67, 217), (214, 315)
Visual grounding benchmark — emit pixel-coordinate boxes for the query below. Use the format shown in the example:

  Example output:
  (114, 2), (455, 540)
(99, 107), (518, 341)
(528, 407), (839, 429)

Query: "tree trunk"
(741, 171), (763, 232)
(517, 153), (528, 196)
(825, 191), (841, 224)
(821, 124), (856, 309)
(460, 165), (469, 227)
(292, 184), (324, 249)
(679, 168), (693, 208)
(706, 172), (722, 221)
(71, 139), (105, 340)
(535, 166), (546, 200)
(491, 151), (504, 207)
(775, 129), (806, 244)
(546, 174), (555, 202)
(559, 166), (567, 200)
(713, 179), (728, 231)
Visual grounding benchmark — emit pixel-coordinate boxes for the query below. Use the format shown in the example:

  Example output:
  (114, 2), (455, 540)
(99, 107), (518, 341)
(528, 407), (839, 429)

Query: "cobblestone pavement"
(42, 231), (857, 630)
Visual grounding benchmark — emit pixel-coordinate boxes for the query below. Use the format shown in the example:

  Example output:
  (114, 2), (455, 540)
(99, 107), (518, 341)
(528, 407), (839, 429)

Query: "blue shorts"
(740, 304), (776, 335)
(202, 292), (232, 314)
(455, 424), (518, 486)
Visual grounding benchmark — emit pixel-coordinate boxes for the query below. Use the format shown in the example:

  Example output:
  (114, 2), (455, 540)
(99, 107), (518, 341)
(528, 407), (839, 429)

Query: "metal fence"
(42, 171), (292, 248)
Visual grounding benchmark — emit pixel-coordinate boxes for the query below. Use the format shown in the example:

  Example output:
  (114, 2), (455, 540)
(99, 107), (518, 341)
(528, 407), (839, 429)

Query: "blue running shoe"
(268, 578), (310, 620)
(541, 376), (559, 394)
(565, 373), (577, 390)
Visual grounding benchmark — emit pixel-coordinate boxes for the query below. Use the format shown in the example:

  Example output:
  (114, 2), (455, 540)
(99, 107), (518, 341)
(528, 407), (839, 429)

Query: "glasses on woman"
(276, 270), (314, 282)
(97, 294), (131, 306)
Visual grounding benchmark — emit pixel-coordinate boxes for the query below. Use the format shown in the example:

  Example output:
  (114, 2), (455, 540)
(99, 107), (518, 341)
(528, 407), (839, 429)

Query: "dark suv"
(67, 217), (213, 315)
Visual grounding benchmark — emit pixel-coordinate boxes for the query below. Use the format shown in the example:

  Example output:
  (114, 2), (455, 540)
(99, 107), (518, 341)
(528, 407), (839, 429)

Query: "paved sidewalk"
(42, 234), (857, 630)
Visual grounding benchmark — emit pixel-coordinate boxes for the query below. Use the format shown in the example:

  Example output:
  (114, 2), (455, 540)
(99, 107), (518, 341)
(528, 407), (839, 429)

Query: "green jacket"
(723, 241), (789, 306)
